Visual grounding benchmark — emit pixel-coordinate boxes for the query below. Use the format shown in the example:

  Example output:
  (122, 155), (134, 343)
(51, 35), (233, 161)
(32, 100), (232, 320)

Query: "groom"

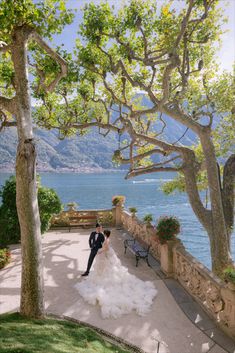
(81, 223), (105, 276)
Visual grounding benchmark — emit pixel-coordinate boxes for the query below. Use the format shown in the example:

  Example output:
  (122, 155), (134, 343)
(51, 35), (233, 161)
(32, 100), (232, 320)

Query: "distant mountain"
(0, 99), (198, 172)
(0, 127), (124, 172)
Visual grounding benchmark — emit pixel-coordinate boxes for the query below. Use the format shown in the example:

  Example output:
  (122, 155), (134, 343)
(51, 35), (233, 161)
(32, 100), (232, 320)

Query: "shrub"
(129, 207), (137, 214)
(0, 248), (11, 269)
(223, 267), (235, 284)
(38, 186), (62, 233)
(156, 216), (180, 244)
(112, 195), (125, 206)
(143, 214), (153, 224)
(0, 176), (62, 246)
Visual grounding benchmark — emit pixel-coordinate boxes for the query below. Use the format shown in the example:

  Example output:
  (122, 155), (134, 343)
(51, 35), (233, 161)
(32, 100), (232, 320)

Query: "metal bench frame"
(124, 238), (151, 267)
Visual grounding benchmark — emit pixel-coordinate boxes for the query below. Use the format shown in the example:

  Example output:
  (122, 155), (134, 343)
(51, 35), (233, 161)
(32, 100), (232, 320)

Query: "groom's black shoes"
(81, 272), (89, 276)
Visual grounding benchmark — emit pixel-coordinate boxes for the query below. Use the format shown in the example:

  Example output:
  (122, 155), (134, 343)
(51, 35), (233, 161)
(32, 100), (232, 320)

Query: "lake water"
(0, 171), (234, 270)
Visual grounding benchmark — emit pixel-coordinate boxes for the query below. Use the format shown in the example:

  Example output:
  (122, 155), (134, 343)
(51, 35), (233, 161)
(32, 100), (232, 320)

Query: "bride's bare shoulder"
(104, 238), (110, 246)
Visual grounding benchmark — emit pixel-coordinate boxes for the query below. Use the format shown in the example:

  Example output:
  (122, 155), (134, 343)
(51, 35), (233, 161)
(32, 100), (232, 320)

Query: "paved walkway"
(1, 228), (235, 353)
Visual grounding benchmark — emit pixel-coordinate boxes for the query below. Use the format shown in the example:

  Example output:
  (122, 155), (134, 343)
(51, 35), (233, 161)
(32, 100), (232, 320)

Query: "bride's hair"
(104, 229), (111, 238)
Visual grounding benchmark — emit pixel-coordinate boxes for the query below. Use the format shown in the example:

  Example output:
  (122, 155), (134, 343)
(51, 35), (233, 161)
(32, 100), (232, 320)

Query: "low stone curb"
(47, 312), (149, 353)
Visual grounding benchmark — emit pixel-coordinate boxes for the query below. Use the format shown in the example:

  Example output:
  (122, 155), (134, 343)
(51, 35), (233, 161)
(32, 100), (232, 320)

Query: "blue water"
(0, 171), (234, 270)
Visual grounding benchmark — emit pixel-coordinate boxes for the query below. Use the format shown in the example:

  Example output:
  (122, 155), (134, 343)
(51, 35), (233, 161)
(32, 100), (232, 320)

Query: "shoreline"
(0, 168), (127, 174)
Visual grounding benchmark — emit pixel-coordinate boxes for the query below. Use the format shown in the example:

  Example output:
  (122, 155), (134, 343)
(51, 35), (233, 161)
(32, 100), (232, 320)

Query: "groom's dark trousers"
(85, 231), (105, 273)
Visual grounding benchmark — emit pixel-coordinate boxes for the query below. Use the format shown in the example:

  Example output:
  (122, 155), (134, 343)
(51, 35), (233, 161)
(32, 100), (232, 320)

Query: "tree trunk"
(199, 130), (232, 275)
(222, 154), (235, 245)
(12, 27), (44, 318)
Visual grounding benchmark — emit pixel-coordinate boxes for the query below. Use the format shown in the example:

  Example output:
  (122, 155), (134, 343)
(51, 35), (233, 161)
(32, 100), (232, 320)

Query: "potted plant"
(156, 216), (180, 276)
(112, 195), (126, 207)
(129, 207), (137, 217)
(143, 214), (153, 226)
(156, 216), (180, 244)
(223, 267), (235, 290)
(67, 202), (78, 211)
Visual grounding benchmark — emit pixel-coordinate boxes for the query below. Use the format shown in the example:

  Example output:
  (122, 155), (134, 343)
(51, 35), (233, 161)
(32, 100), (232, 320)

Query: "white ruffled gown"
(76, 245), (157, 319)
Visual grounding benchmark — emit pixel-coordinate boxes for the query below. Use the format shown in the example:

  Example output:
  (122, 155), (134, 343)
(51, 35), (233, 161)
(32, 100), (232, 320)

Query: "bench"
(124, 238), (151, 267)
(68, 215), (97, 231)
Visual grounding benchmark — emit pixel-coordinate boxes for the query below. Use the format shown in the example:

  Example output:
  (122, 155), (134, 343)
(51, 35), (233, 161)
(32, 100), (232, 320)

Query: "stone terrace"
(1, 228), (234, 353)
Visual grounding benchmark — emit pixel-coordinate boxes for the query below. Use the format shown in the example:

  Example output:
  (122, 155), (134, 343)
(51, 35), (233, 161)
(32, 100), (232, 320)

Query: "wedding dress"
(76, 241), (157, 319)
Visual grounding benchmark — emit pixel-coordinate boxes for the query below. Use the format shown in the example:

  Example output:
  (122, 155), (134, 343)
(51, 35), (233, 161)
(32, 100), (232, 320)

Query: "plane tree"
(0, 0), (73, 318)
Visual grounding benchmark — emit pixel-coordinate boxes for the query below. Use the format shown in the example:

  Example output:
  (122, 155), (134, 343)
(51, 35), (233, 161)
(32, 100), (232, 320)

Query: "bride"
(76, 230), (157, 319)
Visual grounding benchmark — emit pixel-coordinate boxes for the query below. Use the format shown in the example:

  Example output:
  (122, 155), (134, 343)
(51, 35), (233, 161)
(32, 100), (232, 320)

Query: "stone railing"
(119, 204), (235, 340)
(121, 210), (161, 260)
(173, 244), (235, 339)
(51, 208), (114, 228)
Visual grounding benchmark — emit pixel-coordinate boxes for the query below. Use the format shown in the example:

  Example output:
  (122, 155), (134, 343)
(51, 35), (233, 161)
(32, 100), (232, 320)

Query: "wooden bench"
(124, 238), (151, 267)
(68, 215), (97, 231)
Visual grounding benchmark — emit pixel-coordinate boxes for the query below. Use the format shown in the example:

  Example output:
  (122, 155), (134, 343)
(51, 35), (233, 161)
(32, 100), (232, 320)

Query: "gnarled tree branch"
(126, 164), (182, 179)
(0, 96), (16, 115)
(31, 31), (68, 93)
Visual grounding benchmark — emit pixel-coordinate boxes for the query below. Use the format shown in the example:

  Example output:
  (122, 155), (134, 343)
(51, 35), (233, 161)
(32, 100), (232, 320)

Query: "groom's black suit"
(85, 231), (105, 274)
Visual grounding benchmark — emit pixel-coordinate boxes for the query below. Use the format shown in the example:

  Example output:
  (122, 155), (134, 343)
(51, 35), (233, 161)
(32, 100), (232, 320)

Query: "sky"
(52, 0), (235, 73)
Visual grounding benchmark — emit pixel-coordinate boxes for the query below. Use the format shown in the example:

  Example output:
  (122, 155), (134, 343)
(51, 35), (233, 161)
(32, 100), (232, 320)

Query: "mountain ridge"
(0, 109), (197, 172)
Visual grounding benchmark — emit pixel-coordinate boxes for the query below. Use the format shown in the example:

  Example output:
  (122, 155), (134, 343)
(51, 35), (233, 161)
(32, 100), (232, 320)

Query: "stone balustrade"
(51, 208), (113, 227)
(173, 244), (235, 339)
(121, 210), (161, 260)
(120, 205), (235, 340)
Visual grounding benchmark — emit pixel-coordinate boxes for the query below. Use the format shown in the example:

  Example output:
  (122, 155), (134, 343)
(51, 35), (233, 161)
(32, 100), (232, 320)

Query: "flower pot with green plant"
(143, 214), (153, 227)
(129, 207), (137, 217)
(156, 216), (180, 244)
(67, 202), (78, 211)
(112, 195), (126, 207)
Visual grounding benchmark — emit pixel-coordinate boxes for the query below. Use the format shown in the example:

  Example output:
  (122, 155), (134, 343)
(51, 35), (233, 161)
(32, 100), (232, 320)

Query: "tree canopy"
(32, 0), (235, 275)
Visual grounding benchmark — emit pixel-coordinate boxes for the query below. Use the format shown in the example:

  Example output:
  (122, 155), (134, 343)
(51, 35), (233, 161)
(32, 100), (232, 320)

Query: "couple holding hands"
(76, 223), (157, 319)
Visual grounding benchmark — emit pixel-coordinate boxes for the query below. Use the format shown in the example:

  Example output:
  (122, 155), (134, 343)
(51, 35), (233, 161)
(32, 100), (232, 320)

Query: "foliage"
(0, 0), (74, 100)
(0, 176), (19, 246)
(0, 313), (132, 353)
(0, 176), (62, 246)
(38, 185), (62, 233)
(223, 267), (235, 285)
(156, 216), (180, 244)
(129, 207), (137, 214)
(0, 0), (74, 41)
(143, 214), (153, 223)
(112, 195), (126, 206)
(0, 248), (11, 269)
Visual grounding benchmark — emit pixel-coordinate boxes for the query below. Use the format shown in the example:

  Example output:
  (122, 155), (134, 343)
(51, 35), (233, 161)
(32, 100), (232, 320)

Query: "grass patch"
(0, 313), (133, 353)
